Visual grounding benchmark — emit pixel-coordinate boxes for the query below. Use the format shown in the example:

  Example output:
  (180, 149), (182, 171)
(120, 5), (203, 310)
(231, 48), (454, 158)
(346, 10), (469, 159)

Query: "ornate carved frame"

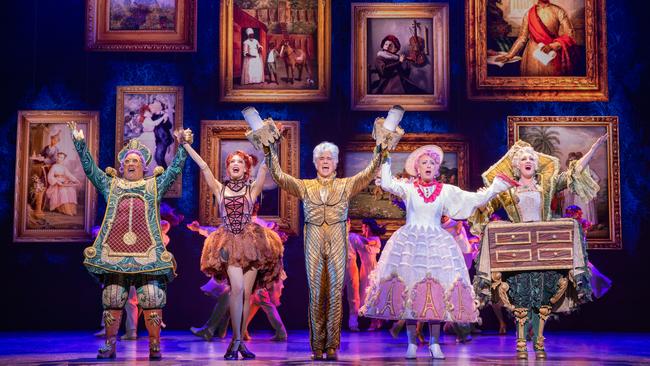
(343, 133), (469, 236)
(219, 0), (331, 102)
(508, 116), (621, 249)
(115, 86), (184, 197)
(198, 120), (300, 235)
(14, 111), (99, 242)
(466, 0), (608, 101)
(351, 3), (449, 111)
(85, 0), (197, 52)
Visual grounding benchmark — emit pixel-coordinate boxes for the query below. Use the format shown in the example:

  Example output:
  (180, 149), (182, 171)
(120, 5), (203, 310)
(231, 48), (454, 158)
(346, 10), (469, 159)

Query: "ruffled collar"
(377, 50), (400, 60)
(413, 178), (443, 203)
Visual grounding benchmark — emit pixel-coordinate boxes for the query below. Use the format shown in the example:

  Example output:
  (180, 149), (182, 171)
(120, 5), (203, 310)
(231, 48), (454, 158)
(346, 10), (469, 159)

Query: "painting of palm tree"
(509, 116), (621, 249)
(521, 126), (561, 156)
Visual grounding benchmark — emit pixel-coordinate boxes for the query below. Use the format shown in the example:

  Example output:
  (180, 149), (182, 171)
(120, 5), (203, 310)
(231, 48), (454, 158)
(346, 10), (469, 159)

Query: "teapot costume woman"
(360, 145), (514, 359)
(470, 136), (606, 360)
(181, 130), (283, 361)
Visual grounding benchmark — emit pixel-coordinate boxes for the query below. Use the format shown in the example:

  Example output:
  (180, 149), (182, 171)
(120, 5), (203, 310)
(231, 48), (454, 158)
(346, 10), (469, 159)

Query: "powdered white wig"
(511, 145), (539, 177)
(312, 142), (339, 166)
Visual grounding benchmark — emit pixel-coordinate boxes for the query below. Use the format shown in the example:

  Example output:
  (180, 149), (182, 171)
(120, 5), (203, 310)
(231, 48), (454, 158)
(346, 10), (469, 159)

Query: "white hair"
(511, 146), (539, 177)
(312, 142), (339, 166)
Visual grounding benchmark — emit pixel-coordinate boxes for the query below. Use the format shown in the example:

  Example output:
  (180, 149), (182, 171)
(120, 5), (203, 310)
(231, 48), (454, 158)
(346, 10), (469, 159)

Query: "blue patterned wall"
(1, 0), (648, 331)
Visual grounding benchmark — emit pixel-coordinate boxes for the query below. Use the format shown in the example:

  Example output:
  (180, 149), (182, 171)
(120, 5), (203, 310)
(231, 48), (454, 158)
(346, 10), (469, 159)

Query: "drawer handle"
(552, 234), (557, 239)
(511, 253), (516, 258)
(553, 252), (558, 256)
(511, 235), (516, 239)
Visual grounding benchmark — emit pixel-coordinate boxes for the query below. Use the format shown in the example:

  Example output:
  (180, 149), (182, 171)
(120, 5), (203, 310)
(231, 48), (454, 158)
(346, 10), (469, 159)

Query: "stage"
(0, 330), (648, 365)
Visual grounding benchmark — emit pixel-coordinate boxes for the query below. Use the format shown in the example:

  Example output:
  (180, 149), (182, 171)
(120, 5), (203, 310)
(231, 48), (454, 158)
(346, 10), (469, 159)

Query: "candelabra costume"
(248, 117), (401, 360)
(360, 145), (513, 359)
(72, 130), (187, 360)
(470, 140), (599, 359)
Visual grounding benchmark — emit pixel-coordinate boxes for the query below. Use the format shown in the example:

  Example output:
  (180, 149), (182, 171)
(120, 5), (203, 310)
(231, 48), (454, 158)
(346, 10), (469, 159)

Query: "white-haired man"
(242, 106), (403, 360)
(263, 140), (384, 360)
(241, 27), (264, 85)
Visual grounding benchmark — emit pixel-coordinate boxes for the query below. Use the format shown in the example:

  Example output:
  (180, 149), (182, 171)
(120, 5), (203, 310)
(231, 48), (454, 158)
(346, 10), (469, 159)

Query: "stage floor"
(0, 330), (648, 365)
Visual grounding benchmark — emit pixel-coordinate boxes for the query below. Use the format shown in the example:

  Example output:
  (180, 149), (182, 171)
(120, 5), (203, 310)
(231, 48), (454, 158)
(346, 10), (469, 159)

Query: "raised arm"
(250, 160), (268, 202)
(265, 144), (305, 199)
(444, 175), (514, 220)
(67, 121), (111, 198)
(156, 144), (187, 196)
(181, 139), (222, 198)
(576, 134), (607, 172)
(554, 134), (606, 196)
(378, 155), (407, 199)
(347, 145), (384, 198)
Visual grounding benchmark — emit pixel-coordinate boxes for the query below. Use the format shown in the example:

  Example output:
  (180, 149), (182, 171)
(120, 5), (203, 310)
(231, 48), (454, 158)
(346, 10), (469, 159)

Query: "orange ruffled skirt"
(200, 222), (284, 290)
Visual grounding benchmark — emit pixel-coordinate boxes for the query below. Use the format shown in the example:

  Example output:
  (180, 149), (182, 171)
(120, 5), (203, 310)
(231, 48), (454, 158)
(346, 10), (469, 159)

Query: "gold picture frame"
(219, 0), (331, 102)
(343, 133), (469, 236)
(508, 116), (621, 249)
(351, 3), (449, 111)
(466, 0), (608, 101)
(85, 0), (197, 52)
(14, 111), (99, 242)
(198, 120), (300, 235)
(115, 86), (183, 197)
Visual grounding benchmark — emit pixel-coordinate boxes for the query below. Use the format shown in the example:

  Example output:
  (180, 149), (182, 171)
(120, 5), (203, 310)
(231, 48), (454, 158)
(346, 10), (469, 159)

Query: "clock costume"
(73, 137), (187, 360)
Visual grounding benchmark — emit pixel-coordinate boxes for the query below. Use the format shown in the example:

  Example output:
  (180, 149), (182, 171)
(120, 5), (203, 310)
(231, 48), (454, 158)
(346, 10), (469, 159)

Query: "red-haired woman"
(182, 133), (283, 360)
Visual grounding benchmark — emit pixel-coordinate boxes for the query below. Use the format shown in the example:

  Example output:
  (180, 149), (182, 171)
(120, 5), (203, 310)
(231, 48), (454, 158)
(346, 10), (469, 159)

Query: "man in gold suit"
(246, 115), (402, 361)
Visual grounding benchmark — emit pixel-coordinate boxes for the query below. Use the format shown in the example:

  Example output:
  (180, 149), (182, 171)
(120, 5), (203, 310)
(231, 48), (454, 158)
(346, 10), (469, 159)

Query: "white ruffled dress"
(360, 160), (509, 322)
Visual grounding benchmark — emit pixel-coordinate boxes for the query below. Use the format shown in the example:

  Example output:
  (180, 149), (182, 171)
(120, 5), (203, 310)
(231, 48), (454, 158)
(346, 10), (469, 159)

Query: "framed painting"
(508, 116), (621, 249)
(466, 0), (607, 101)
(14, 111), (99, 242)
(198, 120), (300, 235)
(219, 0), (331, 102)
(352, 3), (449, 111)
(85, 0), (197, 51)
(115, 86), (183, 197)
(343, 133), (469, 236)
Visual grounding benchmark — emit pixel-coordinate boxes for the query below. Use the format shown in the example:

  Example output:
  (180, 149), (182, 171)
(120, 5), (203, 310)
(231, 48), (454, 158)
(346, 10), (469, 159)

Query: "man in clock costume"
(68, 122), (189, 360)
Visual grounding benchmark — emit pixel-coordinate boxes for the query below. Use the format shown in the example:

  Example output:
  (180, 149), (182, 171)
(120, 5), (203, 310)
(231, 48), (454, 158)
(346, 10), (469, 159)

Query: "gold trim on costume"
(160, 251), (173, 263)
(84, 246), (97, 259)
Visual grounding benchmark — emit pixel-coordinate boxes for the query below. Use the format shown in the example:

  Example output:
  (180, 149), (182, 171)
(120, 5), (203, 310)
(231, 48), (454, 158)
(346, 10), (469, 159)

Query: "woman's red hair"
(226, 150), (258, 179)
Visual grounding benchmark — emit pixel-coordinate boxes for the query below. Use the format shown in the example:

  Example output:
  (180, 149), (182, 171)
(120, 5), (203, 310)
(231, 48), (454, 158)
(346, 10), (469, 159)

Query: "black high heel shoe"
(238, 341), (256, 359)
(224, 339), (240, 360)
